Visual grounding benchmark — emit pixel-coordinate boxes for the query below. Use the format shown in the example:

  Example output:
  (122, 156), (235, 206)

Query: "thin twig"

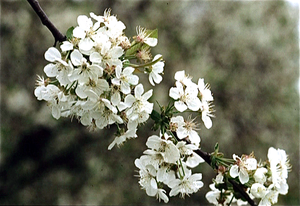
(27, 0), (66, 45)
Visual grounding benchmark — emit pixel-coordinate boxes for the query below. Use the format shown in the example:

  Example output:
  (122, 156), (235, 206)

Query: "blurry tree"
(0, 0), (298, 205)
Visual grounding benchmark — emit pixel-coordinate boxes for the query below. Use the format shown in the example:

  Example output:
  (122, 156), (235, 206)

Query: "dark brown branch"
(194, 148), (257, 206)
(228, 178), (257, 206)
(27, 0), (66, 45)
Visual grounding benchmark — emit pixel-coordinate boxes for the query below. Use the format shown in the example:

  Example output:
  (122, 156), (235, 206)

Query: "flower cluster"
(34, 10), (164, 149)
(135, 133), (205, 203)
(169, 70), (214, 129)
(206, 147), (291, 206)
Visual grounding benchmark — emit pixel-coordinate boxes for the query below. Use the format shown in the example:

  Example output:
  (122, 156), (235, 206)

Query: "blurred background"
(1, 0), (299, 205)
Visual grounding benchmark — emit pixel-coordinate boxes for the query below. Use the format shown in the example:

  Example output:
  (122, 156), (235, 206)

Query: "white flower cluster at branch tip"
(135, 133), (205, 203)
(33, 8), (292, 206)
(34, 9), (164, 149)
(206, 147), (291, 206)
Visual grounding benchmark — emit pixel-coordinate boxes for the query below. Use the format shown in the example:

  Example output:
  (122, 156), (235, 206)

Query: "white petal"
(44, 64), (58, 77)
(145, 37), (157, 47)
(149, 75), (155, 86)
(45, 47), (61, 62)
(239, 169), (249, 184)
(229, 165), (239, 178)
(146, 135), (161, 150)
(75, 85), (87, 99)
(157, 189), (169, 203)
(60, 41), (74, 52)
(202, 113), (212, 129)
(153, 61), (164, 73)
(164, 143), (180, 163)
(77, 15), (92, 30)
(120, 82), (131, 94)
(124, 94), (135, 107)
(174, 70), (185, 81)
(142, 89), (153, 101)
(111, 92), (121, 106)
(153, 54), (162, 61)
(79, 38), (94, 52)
(109, 46), (123, 58)
(123, 67), (135, 75)
(186, 98), (201, 111)
(111, 78), (120, 86)
(169, 185), (181, 197)
(90, 52), (102, 63)
(146, 178), (158, 197)
(169, 87), (180, 99)
(51, 106), (60, 119)
(174, 101), (187, 112)
(134, 84), (144, 98)
(151, 72), (162, 84)
(129, 75), (139, 85)
(73, 27), (86, 39)
(70, 49), (83, 66)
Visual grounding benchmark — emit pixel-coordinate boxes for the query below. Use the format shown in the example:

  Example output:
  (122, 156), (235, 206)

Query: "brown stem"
(27, 0), (66, 45)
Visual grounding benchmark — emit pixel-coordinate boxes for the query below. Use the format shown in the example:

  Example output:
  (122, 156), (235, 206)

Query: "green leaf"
(125, 42), (142, 57)
(150, 109), (161, 123)
(66, 26), (74, 40)
(146, 28), (158, 39)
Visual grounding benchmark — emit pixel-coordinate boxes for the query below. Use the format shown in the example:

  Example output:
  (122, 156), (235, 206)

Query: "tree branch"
(171, 132), (257, 206)
(194, 148), (257, 206)
(27, 0), (66, 45)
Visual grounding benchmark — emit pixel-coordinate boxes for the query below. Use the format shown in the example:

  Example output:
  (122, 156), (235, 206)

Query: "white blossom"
(229, 154), (257, 184)
(169, 81), (201, 112)
(135, 26), (157, 47)
(124, 84), (153, 123)
(43, 47), (72, 86)
(254, 167), (268, 184)
(72, 15), (100, 53)
(148, 54), (164, 86)
(168, 169), (203, 198)
(146, 134), (180, 164)
(90, 10), (126, 39)
(134, 158), (158, 197)
(258, 186), (279, 206)
(198, 78), (213, 102)
(200, 100), (214, 129)
(174, 70), (194, 87)
(69, 49), (103, 84)
(111, 66), (139, 94)
(250, 183), (267, 198)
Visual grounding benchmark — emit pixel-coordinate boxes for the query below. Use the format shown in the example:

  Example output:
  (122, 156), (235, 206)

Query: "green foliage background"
(1, 1), (299, 205)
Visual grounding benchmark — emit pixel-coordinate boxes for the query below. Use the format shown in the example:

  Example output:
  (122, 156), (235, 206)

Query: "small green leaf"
(66, 26), (74, 40)
(150, 109), (161, 123)
(125, 42), (142, 57)
(214, 142), (219, 153)
(146, 28), (158, 39)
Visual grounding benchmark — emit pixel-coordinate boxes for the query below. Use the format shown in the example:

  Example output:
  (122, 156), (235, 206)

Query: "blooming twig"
(30, 5), (290, 205)
(172, 132), (258, 206)
(27, 0), (66, 45)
